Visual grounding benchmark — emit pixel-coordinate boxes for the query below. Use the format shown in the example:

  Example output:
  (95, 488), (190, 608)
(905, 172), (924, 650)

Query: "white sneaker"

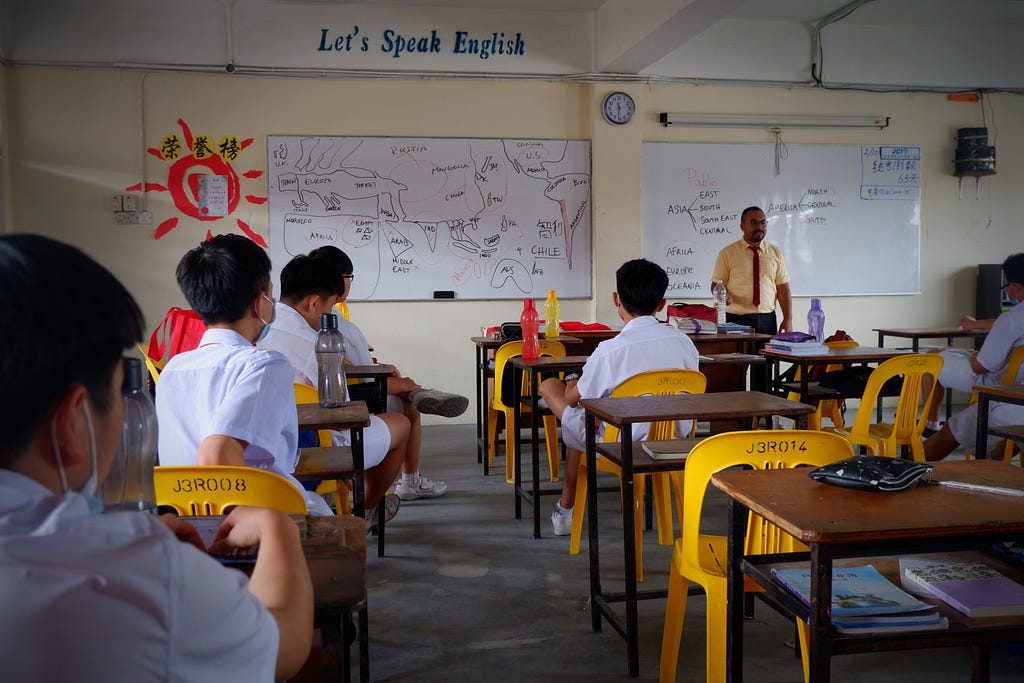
(365, 493), (401, 533)
(551, 503), (573, 536)
(395, 475), (448, 500)
(409, 389), (470, 418)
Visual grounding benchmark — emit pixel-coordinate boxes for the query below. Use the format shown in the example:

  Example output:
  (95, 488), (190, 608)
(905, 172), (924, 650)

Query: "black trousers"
(726, 312), (777, 391)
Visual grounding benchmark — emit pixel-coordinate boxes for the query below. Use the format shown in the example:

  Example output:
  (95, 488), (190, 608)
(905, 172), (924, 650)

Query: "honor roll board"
(642, 142), (921, 297)
(267, 135), (592, 301)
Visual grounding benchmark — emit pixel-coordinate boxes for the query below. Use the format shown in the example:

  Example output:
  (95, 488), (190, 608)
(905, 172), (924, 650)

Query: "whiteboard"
(267, 136), (592, 300)
(641, 142), (921, 297)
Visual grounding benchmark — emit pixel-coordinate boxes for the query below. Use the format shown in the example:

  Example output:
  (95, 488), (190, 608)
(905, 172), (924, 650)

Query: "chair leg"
(502, 408), (517, 484)
(652, 473), (675, 545)
(543, 415), (561, 482)
(633, 476), (646, 583)
(704, 589), (730, 683)
(659, 548), (689, 683)
(486, 407), (499, 471)
(569, 458), (588, 555)
(796, 619), (810, 683)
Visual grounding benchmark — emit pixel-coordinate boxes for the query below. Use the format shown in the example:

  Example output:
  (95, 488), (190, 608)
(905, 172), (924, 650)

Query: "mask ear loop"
(50, 409), (70, 493)
(82, 399), (98, 481)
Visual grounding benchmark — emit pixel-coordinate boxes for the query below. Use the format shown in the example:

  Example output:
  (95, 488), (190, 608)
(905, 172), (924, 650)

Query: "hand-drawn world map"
(267, 135), (592, 300)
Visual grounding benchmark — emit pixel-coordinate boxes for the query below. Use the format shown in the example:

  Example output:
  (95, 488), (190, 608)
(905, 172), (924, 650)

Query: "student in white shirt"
(0, 234), (312, 681)
(539, 258), (701, 536)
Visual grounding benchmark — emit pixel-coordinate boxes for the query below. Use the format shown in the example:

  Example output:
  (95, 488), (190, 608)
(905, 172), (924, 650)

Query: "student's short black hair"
(280, 254), (346, 301)
(615, 258), (669, 317)
(175, 234), (271, 325)
(1003, 253), (1024, 286)
(308, 244), (353, 275)
(740, 206), (764, 222)
(0, 234), (144, 466)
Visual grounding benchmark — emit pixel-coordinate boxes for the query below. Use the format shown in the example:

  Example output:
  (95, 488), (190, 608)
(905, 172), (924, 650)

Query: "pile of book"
(671, 317), (716, 334)
(900, 557), (1024, 618)
(764, 338), (830, 355)
(771, 564), (948, 634)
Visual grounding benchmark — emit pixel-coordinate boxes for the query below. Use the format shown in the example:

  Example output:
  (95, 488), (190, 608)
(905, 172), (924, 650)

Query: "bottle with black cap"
(316, 312), (347, 408)
(101, 357), (158, 513)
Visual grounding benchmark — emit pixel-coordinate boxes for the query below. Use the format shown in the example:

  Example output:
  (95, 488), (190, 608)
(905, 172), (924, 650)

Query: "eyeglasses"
(748, 219), (768, 227)
(343, 274), (355, 281)
(1002, 282), (1014, 291)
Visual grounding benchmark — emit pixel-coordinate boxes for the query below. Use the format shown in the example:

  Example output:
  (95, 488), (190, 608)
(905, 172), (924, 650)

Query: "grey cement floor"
(363, 422), (1023, 682)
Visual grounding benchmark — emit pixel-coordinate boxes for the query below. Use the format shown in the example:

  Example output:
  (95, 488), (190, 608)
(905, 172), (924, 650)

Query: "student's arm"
(776, 282), (793, 332)
(196, 435), (248, 466)
(209, 506), (314, 679)
(969, 352), (990, 375)
(564, 379), (581, 408)
(959, 316), (995, 332)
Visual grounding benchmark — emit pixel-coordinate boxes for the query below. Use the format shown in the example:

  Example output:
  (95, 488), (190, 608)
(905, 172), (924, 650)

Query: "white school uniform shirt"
(259, 303), (392, 467)
(559, 315), (702, 451)
(938, 302), (1024, 391)
(156, 327), (332, 516)
(0, 470), (278, 682)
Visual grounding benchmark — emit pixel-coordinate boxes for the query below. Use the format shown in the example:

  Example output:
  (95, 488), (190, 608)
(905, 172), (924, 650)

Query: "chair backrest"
(678, 430), (855, 564)
(294, 383), (332, 447)
(153, 465), (307, 515)
(492, 339), (567, 409)
(604, 368), (707, 442)
(1002, 345), (1024, 384)
(848, 353), (944, 442)
(137, 343), (164, 384)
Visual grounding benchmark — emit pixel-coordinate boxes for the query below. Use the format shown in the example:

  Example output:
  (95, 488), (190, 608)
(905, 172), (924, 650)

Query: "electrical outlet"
(111, 194), (124, 212)
(137, 210), (152, 224)
(122, 194), (137, 211)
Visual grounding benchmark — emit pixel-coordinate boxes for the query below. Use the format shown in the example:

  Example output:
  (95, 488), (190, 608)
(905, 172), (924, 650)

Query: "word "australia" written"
(318, 26), (526, 60)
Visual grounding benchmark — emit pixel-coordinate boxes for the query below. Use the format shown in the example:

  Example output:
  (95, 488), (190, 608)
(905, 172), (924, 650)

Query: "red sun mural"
(129, 118), (267, 246)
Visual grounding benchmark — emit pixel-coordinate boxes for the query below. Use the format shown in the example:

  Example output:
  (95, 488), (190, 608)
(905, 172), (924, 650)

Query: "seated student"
(0, 234), (313, 680)
(307, 245), (467, 501)
(922, 253), (1024, 435)
(258, 254), (417, 523)
(538, 258), (701, 536)
(155, 234), (332, 516)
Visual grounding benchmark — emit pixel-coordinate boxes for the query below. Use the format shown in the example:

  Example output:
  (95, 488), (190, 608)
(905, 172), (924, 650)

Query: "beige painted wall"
(5, 68), (1022, 423)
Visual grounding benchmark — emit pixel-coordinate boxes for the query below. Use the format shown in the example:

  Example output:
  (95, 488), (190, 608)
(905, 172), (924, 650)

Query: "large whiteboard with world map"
(267, 135), (592, 300)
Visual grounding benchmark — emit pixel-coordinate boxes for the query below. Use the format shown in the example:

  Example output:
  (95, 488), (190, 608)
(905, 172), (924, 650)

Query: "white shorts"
(947, 401), (1024, 452)
(331, 414), (392, 468)
(937, 349), (1000, 393)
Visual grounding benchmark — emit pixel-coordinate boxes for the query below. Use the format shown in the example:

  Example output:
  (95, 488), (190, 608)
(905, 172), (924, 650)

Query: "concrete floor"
(363, 422), (1023, 682)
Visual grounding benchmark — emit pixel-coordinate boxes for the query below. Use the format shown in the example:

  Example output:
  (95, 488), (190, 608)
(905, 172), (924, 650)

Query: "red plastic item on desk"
(520, 299), (540, 360)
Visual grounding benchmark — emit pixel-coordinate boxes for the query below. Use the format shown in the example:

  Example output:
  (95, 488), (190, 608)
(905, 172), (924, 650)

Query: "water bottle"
(316, 313), (347, 408)
(808, 298), (826, 342)
(520, 299), (541, 361)
(543, 289), (560, 339)
(712, 280), (727, 325)
(101, 358), (157, 513)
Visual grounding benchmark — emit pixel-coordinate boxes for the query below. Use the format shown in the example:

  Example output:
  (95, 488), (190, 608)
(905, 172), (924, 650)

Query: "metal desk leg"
(476, 344), (484, 465)
(530, 368), (542, 539)
(976, 393), (991, 458)
(725, 498), (749, 683)
(586, 412), (602, 634)
(808, 543), (833, 683)
(513, 366), (523, 519)
(620, 423), (640, 678)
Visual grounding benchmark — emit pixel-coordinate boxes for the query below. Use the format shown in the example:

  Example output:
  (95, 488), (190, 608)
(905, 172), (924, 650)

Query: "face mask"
(52, 398), (103, 515)
(255, 293), (276, 343)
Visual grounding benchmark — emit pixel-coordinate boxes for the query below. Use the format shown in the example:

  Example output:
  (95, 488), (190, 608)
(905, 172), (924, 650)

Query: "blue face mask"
(52, 398), (103, 515)
(255, 293), (276, 343)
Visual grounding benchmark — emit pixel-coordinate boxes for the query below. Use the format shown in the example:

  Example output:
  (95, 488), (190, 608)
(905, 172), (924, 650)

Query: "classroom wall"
(4, 67), (1022, 424)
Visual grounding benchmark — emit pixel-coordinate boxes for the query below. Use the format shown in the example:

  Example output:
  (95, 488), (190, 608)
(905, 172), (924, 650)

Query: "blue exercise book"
(771, 564), (933, 617)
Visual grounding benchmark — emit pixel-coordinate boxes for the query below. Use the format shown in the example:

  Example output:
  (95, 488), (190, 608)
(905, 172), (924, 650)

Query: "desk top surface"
(508, 355), (589, 370)
(580, 391), (814, 424)
(471, 335), (582, 348)
(874, 326), (989, 338)
(761, 346), (912, 362)
(345, 364), (391, 378)
(296, 401), (370, 430)
(712, 460), (1024, 545)
(974, 383), (1024, 401)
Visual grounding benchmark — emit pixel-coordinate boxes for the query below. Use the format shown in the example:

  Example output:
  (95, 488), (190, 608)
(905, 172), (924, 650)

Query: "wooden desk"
(974, 383), (1024, 457)
(875, 327), (989, 419)
(579, 391), (815, 677)
(508, 354), (589, 538)
(714, 460), (1024, 683)
(346, 364), (393, 414)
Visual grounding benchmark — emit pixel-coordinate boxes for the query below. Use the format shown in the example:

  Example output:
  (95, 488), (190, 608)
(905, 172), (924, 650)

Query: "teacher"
(711, 206), (793, 335)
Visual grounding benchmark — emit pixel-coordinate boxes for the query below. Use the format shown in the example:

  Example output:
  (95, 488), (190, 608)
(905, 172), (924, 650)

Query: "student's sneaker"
(395, 475), (448, 500)
(365, 493), (401, 533)
(551, 502), (573, 536)
(409, 389), (470, 418)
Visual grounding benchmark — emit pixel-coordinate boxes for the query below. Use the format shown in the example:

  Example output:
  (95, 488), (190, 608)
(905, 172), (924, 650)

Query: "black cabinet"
(976, 263), (1011, 320)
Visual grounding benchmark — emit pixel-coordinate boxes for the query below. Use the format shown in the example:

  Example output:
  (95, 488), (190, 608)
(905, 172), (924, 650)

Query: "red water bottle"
(520, 298), (540, 361)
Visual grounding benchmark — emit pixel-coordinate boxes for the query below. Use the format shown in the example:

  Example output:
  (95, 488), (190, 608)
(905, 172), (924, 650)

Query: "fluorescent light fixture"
(659, 113), (889, 129)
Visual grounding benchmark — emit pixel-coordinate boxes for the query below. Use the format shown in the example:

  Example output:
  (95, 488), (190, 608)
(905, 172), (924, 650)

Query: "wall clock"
(602, 91), (636, 126)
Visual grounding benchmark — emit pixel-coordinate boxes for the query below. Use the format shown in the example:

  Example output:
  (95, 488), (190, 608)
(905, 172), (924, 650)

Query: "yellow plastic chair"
(964, 345), (1024, 462)
(785, 339), (860, 429)
(823, 353), (944, 463)
(569, 369), (706, 582)
(153, 465), (307, 515)
(294, 382), (352, 515)
(136, 343), (164, 385)
(486, 339), (566, 484)
(658, 430), (855, 683)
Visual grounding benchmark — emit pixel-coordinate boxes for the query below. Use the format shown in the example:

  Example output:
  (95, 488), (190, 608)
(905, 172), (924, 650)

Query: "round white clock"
(602, 91), (636, 126)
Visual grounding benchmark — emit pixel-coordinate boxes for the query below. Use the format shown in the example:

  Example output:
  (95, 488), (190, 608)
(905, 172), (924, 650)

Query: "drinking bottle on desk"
(712, 280), (727, 325)
(316, 312), (347, 408)
(520, 298), (541, 361)
(101, 358), (157, 513)
(808, 298), (826, 342)
(543, 289), (560, 339)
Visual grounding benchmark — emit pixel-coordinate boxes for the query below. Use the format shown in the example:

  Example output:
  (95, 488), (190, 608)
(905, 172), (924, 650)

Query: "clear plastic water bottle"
(520, 299), (541, 361)
(543, 289), (560, 339)
(712, 280), (727, 325)
(101, 358), (158, 513)
(808, 298), (826, 342)
(316, 312), (347, 408)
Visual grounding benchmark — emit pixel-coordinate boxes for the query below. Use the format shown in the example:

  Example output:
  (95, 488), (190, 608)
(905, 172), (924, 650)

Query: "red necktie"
(752, 246), (761, 307)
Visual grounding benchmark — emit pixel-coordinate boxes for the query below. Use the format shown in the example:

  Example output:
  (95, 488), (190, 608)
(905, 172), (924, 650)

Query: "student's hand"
(208, 506), (297, 556)
(158, 514), (207, 551)
(959, 315), (978, 331)
(389, 376), (422, 395)
(385, 364), (401, 378)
